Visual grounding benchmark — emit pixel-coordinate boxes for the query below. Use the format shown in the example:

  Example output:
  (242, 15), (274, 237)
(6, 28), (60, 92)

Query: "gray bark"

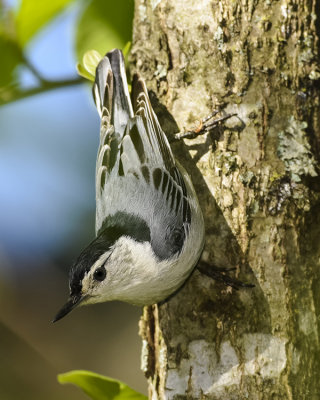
(131, 0), (320, 398)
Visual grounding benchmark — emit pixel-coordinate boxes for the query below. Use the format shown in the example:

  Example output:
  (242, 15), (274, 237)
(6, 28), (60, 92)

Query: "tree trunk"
(131, 1), (320, 398)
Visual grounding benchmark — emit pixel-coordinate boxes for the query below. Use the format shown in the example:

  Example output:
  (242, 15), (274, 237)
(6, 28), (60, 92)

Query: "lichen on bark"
(131, 0), (320, 398)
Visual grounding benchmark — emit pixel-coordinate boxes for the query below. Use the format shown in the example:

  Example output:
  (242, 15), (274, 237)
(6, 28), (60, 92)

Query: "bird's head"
(53, 212), (153, 322)
(52, 233), (114, 322)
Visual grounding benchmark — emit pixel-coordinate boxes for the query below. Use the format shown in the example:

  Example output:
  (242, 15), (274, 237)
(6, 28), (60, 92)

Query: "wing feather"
(93, 50), (192, 256)
(131, 75), (175, 170)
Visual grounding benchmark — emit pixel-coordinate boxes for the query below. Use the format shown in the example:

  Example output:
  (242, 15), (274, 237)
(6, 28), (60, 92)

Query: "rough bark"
(131, 0), (320, 398)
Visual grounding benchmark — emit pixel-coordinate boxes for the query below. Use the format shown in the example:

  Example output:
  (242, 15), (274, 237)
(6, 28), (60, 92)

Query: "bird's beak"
(52, 294), (85, 323)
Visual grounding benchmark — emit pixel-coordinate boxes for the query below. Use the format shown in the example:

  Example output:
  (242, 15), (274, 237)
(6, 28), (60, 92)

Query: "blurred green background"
(0, 0), (147, 399)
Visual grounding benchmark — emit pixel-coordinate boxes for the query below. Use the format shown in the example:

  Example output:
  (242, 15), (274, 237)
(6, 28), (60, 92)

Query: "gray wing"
(93, 50), (192, 260)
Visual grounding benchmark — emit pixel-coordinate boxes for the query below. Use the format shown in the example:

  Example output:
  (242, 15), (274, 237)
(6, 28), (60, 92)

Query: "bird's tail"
(93, 49), (133, 139)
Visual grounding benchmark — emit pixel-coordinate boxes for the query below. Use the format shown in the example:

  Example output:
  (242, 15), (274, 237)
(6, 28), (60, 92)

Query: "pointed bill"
(52, 295), (85, 323)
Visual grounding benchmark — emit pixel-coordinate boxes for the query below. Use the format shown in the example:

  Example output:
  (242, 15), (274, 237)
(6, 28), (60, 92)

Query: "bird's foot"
(171, 110), (236, 142)
(197, 262), (254, 290)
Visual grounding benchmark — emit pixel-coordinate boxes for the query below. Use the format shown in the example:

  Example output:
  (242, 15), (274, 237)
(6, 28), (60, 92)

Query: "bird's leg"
(197, 262), (254, 290)
(171, 110), (236, 142)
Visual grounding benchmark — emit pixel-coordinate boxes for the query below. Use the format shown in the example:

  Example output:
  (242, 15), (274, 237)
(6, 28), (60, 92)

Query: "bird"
(53, 49), (205, 322)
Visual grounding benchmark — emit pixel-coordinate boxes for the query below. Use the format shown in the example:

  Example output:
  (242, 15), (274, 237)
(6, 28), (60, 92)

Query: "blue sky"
(0, 6), (99, 260)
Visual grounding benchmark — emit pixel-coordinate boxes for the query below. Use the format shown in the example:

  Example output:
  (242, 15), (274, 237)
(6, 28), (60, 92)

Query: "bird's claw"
(197, 262), (254, 291)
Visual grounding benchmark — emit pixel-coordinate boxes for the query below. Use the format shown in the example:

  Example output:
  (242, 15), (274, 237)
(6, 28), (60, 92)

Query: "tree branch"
(0, 77), (84, 106)
(21, 54), (49, 84)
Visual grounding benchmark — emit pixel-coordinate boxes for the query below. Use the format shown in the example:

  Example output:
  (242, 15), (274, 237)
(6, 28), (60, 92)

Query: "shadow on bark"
(146, 92), (272, 386)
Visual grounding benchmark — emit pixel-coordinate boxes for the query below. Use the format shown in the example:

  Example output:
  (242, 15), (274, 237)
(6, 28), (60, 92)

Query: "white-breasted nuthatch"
(53, 49), (205, 322)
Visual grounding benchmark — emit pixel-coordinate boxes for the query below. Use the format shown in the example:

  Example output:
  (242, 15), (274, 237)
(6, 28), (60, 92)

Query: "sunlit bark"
(132, 1), (320, 398)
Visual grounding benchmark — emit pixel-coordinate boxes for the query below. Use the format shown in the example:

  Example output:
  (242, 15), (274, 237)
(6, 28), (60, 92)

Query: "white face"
(80, 251), (112, 304)
(79, 236), (162, 306)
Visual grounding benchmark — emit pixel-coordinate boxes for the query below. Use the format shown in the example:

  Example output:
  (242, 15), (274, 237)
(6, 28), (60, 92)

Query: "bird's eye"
(93, 266), (106, 282)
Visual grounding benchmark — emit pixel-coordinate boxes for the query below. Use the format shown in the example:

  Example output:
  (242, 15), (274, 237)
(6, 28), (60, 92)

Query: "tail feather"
(92, 56), (113, 118)
(93, 49), (133, 137)
(107, 49), (133, 124)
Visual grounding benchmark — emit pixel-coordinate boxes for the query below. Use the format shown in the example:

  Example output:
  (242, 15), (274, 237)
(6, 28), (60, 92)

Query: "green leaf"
(83, 49), (102, 76)
(76, 0), (134, 61)
(76, 62), (95, 81)
(0, 35), (23, 87)
(58, 370), (147, 400)
(15, 0), (75, 46)
(76, 49), (102, 81)
(122, 42), (131, 58)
